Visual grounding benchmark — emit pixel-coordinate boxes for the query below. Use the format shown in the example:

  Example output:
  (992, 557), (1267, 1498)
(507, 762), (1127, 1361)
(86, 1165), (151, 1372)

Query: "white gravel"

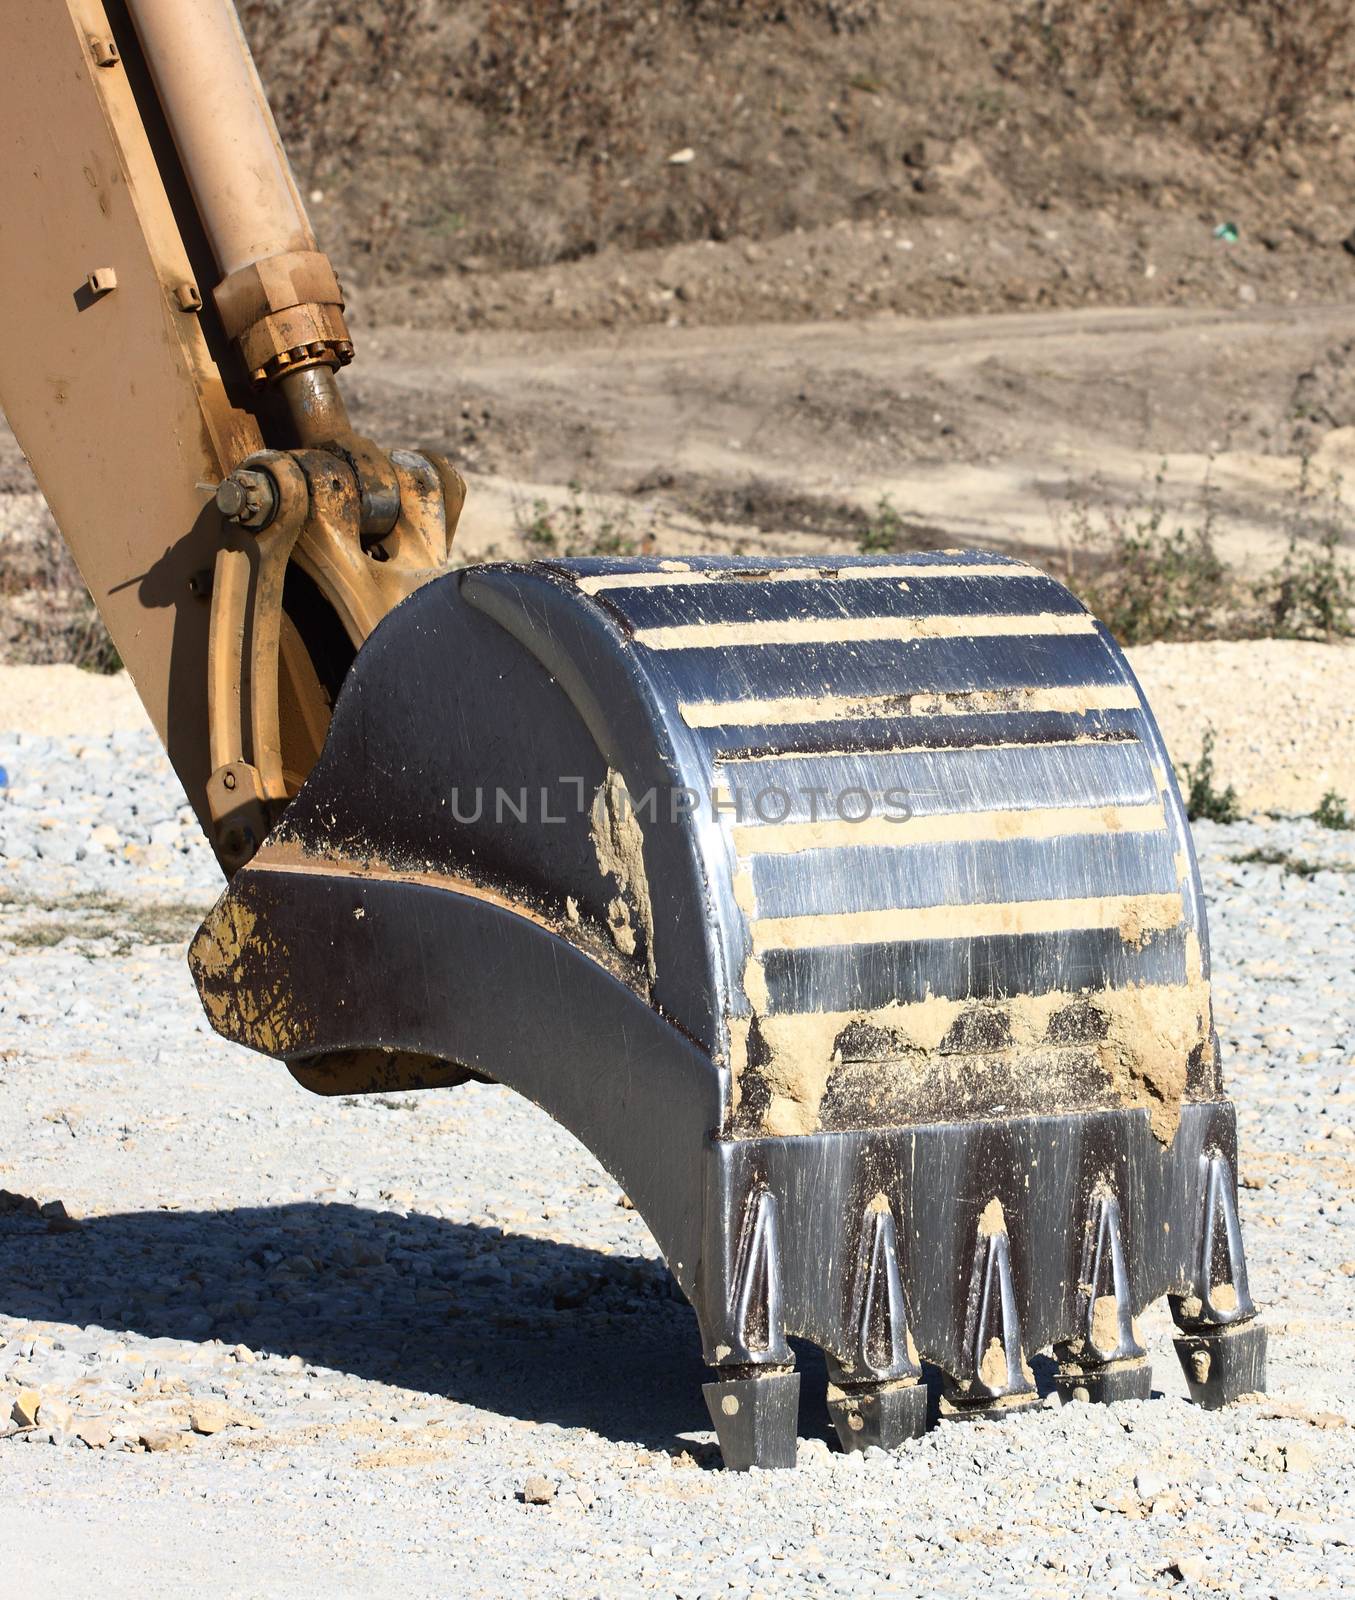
(2, 723), (1354, 1599)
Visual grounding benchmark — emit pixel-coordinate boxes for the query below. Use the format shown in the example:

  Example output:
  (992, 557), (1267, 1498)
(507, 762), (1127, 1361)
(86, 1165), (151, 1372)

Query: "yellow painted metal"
(0, 0), (262, 830)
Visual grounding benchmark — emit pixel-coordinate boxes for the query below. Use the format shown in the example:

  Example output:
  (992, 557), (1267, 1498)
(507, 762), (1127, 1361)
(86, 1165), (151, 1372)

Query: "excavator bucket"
(189, 550), (1266, 1467)
(0, 0), (1266, 1473)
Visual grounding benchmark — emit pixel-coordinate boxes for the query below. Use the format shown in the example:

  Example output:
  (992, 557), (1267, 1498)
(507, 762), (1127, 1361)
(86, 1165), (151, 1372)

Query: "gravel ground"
(2, 722), (1354, 1600)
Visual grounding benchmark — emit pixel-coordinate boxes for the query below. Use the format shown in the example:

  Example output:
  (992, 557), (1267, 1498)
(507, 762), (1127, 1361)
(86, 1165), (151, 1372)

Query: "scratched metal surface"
(469, 552), (1207, 1069)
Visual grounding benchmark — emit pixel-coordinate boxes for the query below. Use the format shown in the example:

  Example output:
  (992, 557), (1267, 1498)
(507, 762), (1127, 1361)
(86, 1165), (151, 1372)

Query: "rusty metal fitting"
(213, 249), (353, 387)
(216, 467), (277, 529)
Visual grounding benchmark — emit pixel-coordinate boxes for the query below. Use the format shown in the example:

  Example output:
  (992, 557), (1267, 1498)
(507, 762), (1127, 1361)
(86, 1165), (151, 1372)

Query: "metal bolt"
(86, 267), (117, 297)
(215, 468), (276, 529)
(90, 37), (119, 67)
(222, 771), (237, 792)
(175, 282), (202, 312)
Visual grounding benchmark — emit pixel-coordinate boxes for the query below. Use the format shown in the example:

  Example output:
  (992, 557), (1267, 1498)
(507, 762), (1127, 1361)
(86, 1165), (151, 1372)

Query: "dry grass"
(1010, 0), (1355, 154)
(475, 0), (877, 131)
(235, 0), (431, 168)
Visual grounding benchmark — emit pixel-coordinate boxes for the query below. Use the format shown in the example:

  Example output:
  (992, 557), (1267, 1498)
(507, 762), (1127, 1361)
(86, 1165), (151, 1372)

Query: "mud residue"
(591, 769), (656, 979)
(728, 976), (1211, 1145)
(1090, 1294), (1121, 1352)
(606, 896), (637, 958)
(1094, 981), (1208, 1143)
(1118, 898), (1158, 950)
(979, 1336), (1008, 1388)
(188, 895), (256, 984)
(188, 893), (305, 1058)
(729, 1011), (843, 1137)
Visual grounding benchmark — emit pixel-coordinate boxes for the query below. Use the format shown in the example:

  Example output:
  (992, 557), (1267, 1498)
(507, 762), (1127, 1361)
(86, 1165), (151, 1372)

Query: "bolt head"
(216, 477), (248, 519)
(216, 469), (276, 528)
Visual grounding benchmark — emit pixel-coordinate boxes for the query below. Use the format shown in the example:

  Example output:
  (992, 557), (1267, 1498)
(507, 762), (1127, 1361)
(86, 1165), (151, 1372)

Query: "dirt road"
(344, 300), (1355, 565)
(6, 299), (1355, 665)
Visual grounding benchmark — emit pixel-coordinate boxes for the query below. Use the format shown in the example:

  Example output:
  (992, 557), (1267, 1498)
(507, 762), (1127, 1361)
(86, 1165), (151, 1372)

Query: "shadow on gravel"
(0, 1202), (837, 1455)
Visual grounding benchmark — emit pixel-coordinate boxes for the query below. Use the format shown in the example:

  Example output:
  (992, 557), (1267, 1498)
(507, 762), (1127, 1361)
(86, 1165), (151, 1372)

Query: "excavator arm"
(0, 0), (461, 868)
(0, 0), (1267, 1469)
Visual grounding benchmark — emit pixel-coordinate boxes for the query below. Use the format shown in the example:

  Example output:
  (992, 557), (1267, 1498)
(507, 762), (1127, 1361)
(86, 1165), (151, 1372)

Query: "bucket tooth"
(1173, 1320), (1267, 1408)
(827, 1377), (929, 1453)
(1054, 1190), (1151, 1404)
(825, 1198), (929, 1450)
(1169, 1152), (1266, 1405)
(703, 1369), (800, 1471)
(1055, 1357), (1153, 1406)
(943, 1201), (1038, 1417)
(1169, 1152), (1257, 1329)
(726, 1187), (791, 1365)
(849, 1200), (920, 1383)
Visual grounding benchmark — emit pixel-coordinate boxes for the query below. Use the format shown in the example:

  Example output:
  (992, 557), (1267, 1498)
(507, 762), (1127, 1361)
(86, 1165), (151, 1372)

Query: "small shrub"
(1314, 790), (1353, 830)
(857, 495), (909, 555)
(1183, 727), (1241, 825)
(1056, 459), (1354, 645)
(1233, 845), (1352, 880)
(513, 481), (650, 558)
(1056, 468), (1233, 645)
(63, 601), (122, 675)
(1257, 460), (1355, 640)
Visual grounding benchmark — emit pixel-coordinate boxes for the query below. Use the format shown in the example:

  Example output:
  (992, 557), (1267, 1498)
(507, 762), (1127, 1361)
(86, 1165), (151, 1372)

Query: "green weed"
(514, 481), (650, 558)
(1313, 790), (1354, 830)
(1182, 728), (1241, 825)
(1261, 461), (1355, 640)
(1057, 467), (1232, 645)
(1233, 846), (1352, 880)
(856, 495), (909, 555)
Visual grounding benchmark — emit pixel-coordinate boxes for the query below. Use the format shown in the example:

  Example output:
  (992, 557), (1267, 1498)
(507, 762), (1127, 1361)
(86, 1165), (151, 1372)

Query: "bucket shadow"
(0, 1200), (741, 1454)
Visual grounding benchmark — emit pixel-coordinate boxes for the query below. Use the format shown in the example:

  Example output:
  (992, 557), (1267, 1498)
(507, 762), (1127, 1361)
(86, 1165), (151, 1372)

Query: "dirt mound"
(239, 0), (1355, 332)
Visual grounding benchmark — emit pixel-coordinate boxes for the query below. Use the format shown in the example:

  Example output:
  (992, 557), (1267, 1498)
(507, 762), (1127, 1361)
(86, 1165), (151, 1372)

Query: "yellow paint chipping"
(749, 892), (1185, 953)
(575, 561), (1043, 594)
(731, 802), (1168, 857)
(680, 683), (1140, 729)
(638, 612), (1097, 651)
